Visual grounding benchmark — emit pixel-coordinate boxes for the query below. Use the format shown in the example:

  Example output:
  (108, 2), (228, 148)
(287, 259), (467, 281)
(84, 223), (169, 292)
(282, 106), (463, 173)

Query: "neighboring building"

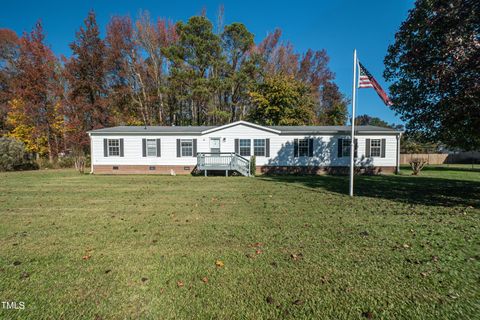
(88, 120), (402, 175)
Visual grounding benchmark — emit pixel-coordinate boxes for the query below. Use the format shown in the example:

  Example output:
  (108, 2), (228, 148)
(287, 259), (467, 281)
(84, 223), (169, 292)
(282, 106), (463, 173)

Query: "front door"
(210, 138), (221, 153)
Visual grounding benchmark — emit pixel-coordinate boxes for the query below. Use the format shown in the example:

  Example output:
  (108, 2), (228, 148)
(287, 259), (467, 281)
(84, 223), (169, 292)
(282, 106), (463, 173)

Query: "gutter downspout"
(396, 132), (402, 174)
(88, 133), (93, 174)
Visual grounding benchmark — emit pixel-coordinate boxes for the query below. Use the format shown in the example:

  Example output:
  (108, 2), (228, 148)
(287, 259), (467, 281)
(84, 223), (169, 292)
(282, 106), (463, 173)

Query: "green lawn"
(0, 167), (479, 319)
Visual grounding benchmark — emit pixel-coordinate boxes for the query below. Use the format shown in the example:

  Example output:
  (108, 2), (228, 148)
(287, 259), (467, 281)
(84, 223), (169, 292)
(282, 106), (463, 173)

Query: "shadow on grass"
(259, 174), (480, 207)
(420, 165), (480, 173)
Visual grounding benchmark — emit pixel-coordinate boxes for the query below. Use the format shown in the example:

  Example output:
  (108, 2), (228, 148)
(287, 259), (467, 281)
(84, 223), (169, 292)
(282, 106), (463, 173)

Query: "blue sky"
(0, 0), (415, 124)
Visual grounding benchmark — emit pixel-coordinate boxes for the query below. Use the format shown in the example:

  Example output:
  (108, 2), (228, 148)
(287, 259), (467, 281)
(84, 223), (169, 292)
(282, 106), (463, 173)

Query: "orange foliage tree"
(8, 22), (63, 161)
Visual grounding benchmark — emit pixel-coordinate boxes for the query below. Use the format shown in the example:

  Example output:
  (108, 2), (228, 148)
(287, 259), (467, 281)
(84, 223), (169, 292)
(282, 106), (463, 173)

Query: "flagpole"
(349, 49), (357, 197)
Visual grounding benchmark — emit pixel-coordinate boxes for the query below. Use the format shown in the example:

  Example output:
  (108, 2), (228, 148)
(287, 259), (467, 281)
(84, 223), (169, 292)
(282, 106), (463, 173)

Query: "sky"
(0, 0), (415, 124)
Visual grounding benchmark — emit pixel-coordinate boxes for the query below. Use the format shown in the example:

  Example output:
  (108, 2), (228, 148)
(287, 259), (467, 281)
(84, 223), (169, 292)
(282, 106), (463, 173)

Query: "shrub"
(74, 155), (86, 173)
(70, 149), (88, 174)
(36, 156), (82, 170)
(39, 150), (90, 174)
(14, 161), (39, 171)
(0, 137), (26, 171)
(409, 158), (428, 175)
(57, 156), (75, 168)
(85, 154), (91, 169)
(36, 157), (57, 169)
(250, 155), (256, 176)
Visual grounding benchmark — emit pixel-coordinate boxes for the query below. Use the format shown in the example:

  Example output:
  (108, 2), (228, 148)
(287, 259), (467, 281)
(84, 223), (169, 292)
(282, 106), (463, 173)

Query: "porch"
(196, 152), (251, 176)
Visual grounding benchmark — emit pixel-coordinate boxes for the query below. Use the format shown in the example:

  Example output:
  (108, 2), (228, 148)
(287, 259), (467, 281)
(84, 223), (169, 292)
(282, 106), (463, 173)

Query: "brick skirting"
(93, 164), (396, 175)
(92, 165), (195, 175)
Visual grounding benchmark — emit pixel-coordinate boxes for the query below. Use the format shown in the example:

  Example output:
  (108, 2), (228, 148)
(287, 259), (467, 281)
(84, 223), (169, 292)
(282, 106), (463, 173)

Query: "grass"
(0, 167), (479, 319)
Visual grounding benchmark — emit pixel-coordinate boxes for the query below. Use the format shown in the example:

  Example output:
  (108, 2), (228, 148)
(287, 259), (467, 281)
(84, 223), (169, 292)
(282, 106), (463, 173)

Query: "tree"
(221, 22), (255, 122)
(317, 82), (348, 125)
(354, 114), (404, 130)
(63, 10), (108, 172)
(248, 74), (315, 126)
(355, 114), (389, 127)
(135, 12), (177, 124)
(166, 16), (222, 125)
(384, 0), (480, 150)
(3, 10), (348, 142)
(255, 30), (346, 125)
(7, 22), (63, 161)
(400, 131), (439, 154)
(104, 15), (137, 125)
(0, 29), (19, 134)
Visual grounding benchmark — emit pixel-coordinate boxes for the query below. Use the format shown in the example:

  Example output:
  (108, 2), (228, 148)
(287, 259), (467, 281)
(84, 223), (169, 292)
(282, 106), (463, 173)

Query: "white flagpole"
(349, 49), (357, 197)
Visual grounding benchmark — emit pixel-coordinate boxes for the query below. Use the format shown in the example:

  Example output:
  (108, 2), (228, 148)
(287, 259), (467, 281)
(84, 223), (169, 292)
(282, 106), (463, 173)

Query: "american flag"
(358, 61), (393, 106)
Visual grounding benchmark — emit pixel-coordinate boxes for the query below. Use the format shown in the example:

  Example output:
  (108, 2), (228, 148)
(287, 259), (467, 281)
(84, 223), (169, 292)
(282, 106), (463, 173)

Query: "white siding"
(90, 124), (399, 168)
(203, 125), (278, 165)
(91, 135), (199, 166)
(356, 135), (398, 167)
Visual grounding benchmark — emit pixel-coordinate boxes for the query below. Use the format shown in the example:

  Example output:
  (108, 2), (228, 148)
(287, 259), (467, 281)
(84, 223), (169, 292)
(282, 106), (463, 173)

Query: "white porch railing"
(197, 152), (250, 176)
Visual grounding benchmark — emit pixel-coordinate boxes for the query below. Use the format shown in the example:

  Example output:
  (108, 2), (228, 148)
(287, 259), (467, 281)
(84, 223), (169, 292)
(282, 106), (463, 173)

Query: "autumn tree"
(104, 13), (344, 127)
(104, 15), (137, 125)
(63, 10), (108, 172)
(316, 82), (348, 125)
(384, 0), (480, 150)
(0, 29), (19, 134)
(139, 13), (178, 124)
(106, 13), (179, 126)
(4, 9), (349, 155)
(254, 29), (347, 125)
(7, 22), (63, 161)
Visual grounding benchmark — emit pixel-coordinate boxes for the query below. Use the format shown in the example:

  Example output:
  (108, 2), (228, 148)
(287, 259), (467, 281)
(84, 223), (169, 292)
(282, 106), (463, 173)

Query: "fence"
(400, 152), (480, 164)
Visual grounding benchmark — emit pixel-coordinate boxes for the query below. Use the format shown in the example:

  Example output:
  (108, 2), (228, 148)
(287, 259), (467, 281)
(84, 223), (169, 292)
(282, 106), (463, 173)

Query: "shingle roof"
(88, 126), (215, 134)
(88, 123), (401, 135)
(269, 125), (399, 133)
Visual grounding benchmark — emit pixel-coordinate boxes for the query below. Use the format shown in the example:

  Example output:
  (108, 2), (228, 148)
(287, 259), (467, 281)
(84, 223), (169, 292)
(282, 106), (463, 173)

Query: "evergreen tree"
(221, 22), (256, 122)
(166, 16), (222, 125)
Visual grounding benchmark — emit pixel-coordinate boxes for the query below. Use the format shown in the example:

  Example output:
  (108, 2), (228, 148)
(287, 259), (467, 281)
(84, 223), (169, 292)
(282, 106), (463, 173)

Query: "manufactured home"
(88, 121), (402, 176)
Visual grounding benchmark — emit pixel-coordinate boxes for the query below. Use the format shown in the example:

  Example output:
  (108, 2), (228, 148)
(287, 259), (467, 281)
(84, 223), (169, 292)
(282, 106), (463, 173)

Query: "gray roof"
(88, 125), (216, 134)
(88, 123), (401, 135)
(269, 125), (399, 133)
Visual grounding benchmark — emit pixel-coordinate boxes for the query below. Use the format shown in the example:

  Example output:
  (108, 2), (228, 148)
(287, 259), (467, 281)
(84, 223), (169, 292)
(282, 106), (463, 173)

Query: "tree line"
(0, 9), (348, 164)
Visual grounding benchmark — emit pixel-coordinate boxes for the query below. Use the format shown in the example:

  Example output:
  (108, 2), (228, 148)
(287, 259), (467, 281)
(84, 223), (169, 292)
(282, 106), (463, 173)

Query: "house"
(87, 120), (402, 175)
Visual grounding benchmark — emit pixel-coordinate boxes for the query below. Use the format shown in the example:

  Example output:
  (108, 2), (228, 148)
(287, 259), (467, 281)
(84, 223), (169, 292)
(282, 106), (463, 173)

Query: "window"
(146, 139), (157, 157)
(210, 138), (220, 153)
(181, 139), (193, 157)
(239, 139), (251, 156)
(253, 139), (266, 156)
(342, 139), (351, 157)
(108, 139), (120, 156)
(298, 139), (309, 157)
(370, 139), (381, 157)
